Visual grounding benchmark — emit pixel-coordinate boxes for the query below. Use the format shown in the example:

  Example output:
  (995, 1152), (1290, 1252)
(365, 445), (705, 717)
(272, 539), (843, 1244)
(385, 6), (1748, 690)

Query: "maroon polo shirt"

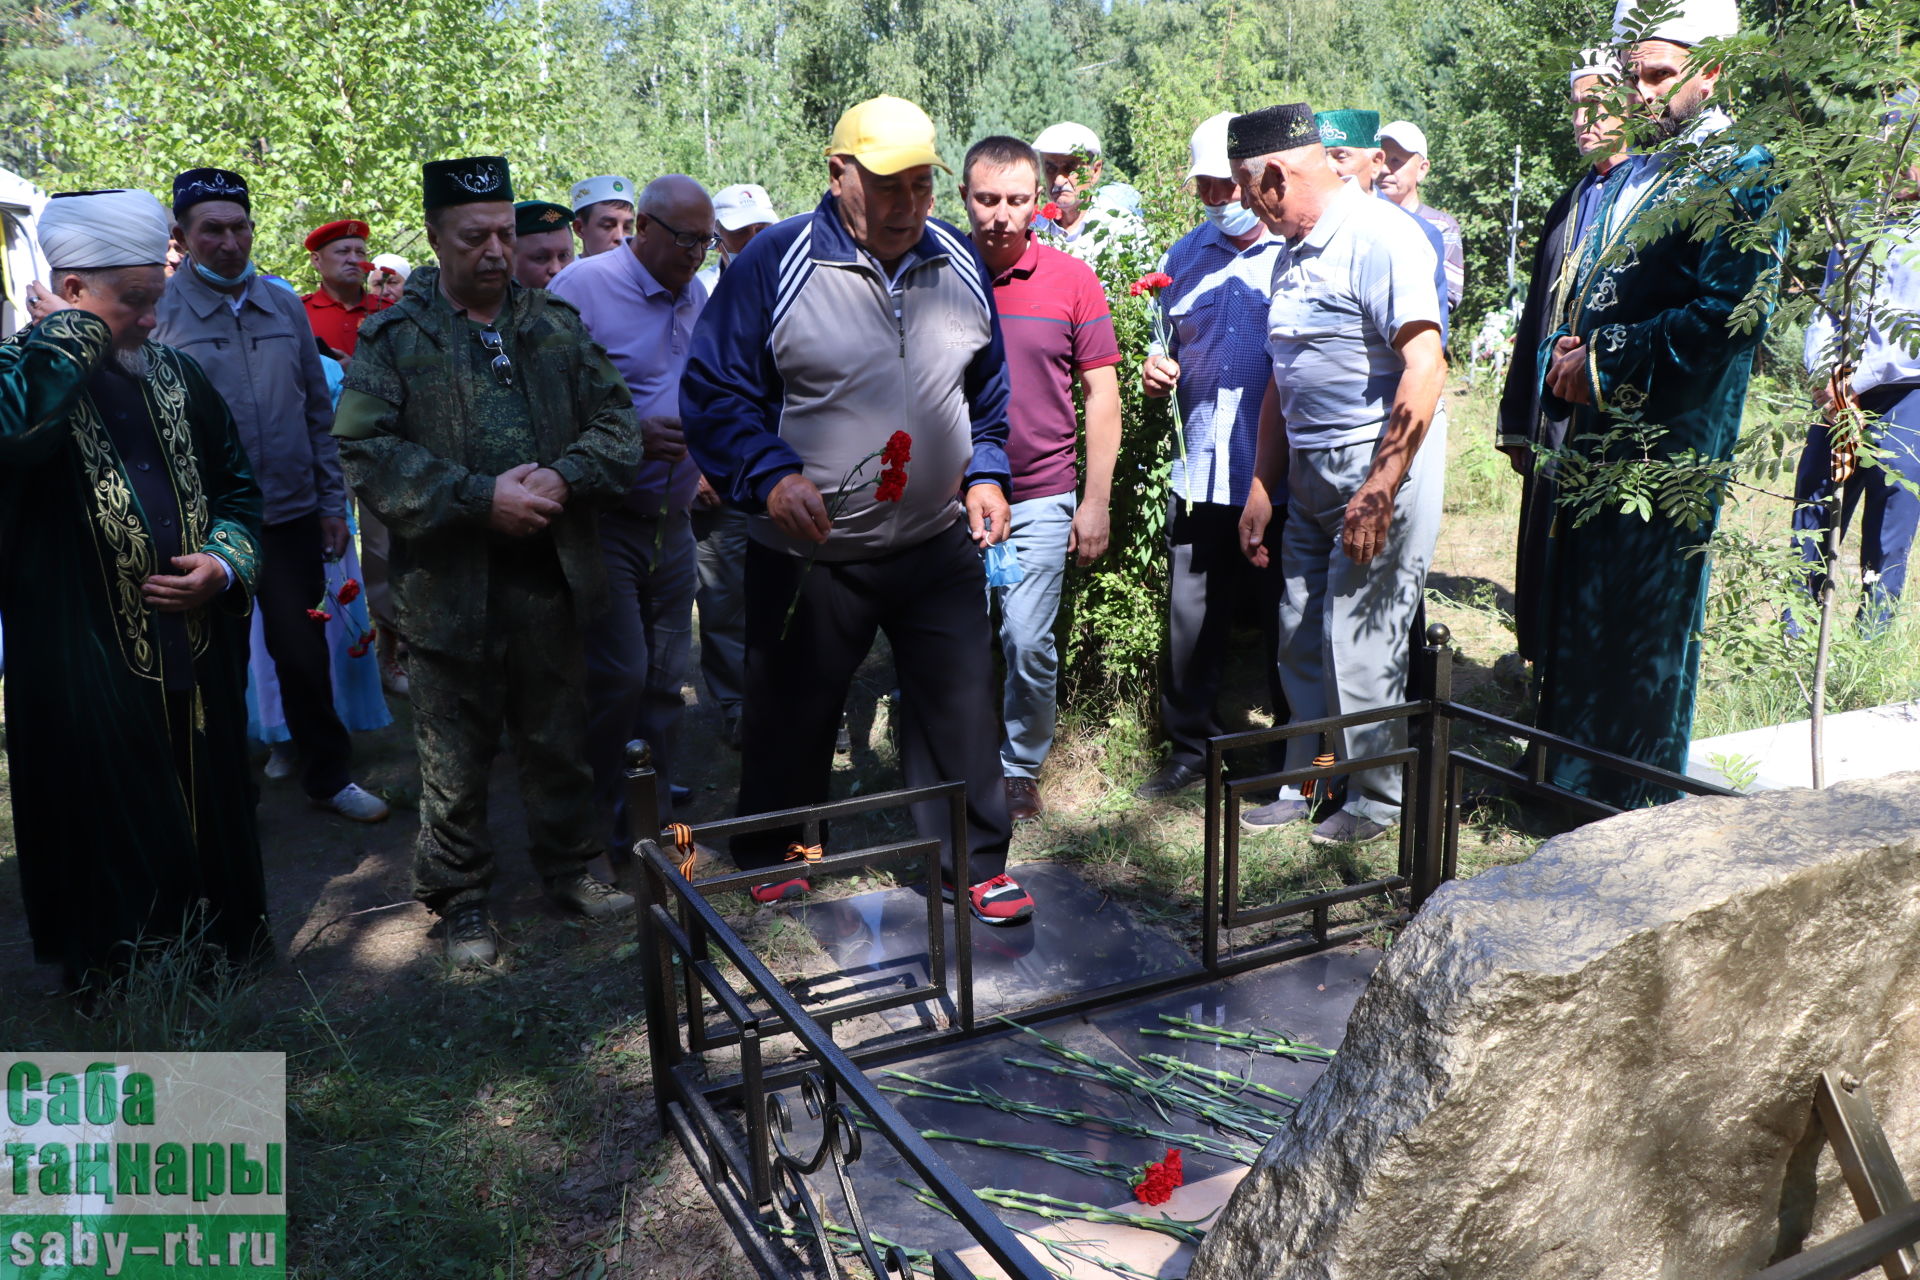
(989, 236), (1121, 502)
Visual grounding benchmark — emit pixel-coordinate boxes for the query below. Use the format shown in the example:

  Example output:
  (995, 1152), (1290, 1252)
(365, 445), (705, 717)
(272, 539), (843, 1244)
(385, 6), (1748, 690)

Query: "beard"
(1652, 91), (1707, 142)
(113, 345), (152, 380)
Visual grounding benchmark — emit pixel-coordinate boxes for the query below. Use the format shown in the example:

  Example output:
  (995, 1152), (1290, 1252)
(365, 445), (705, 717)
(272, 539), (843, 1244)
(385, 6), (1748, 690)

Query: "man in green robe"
(1, 189), (269, 995)
(1536, 0), (1783, 809)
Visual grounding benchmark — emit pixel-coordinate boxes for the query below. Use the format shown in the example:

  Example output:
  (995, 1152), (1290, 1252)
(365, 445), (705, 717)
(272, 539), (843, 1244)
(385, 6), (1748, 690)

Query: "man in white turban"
(1, 189), (271, 1002)
(1532, 0), (1786, 811)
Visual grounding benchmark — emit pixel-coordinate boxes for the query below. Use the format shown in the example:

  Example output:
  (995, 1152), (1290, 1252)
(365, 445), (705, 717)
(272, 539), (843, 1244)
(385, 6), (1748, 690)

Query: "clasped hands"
(491, 462), (571, 537)
(1544, 335), (1594, 407)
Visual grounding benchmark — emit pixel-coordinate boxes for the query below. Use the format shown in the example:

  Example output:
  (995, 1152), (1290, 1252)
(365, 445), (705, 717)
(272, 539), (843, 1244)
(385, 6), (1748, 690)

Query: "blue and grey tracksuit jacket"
(681, 192), (1012, 561)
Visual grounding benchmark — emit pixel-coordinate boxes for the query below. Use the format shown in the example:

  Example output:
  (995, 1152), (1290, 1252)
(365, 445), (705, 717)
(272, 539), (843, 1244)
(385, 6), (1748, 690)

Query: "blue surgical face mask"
(192, 258), (256, 290)
(1203, 201), (1262, 237)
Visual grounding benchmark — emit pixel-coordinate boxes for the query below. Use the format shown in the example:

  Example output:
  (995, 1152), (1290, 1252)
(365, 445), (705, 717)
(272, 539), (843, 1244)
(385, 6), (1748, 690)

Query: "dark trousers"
(1160, 501), (1286, 770)
(1792, 383), (1920, 627)
(584, 507), (697, 845)
(735, 522), (1010, 882)
(257, 514), (352, 798)
(407, 553), (599, 912)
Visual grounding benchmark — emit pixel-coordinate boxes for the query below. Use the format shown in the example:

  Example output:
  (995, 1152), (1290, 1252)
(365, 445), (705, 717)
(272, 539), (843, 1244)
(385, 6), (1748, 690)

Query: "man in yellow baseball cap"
(683, 94), (1036, 926)
(823, 95), (951, 272)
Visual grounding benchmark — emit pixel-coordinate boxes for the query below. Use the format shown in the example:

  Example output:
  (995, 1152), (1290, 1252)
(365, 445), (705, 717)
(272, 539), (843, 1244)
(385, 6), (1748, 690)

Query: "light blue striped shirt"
(1159, 222), (1283, 508)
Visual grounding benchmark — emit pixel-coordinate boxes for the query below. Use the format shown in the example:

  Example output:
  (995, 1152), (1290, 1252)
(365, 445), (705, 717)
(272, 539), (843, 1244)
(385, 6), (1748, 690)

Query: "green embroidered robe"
(1535, 141), (1783, 809)
(0, 309), (269, 988)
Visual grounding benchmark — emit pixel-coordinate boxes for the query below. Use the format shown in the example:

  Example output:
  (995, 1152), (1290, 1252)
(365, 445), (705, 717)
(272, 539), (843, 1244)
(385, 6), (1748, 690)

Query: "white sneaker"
(319, 782), (390, 823)
(263, 744), (297, 780)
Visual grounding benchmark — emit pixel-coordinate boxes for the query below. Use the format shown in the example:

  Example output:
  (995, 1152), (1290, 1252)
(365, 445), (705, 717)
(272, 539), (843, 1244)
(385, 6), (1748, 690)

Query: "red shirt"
(989, 237), (1121, 502)
(302, 288), (391, 356)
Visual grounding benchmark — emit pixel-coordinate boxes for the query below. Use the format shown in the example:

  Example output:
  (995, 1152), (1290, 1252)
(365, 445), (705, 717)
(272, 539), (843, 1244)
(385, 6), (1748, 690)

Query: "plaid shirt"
(1159, 222), (1282, 508)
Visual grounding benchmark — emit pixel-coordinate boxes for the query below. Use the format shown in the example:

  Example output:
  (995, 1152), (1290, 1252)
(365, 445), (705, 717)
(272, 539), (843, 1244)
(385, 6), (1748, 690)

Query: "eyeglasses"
(646, 214), (719, 252)
(476, 326), (513, 387)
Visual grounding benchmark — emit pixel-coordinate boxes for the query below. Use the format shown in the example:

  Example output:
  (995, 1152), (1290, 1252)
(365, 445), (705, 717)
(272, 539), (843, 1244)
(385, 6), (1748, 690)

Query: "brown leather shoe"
(1005, 776), (1042, 823)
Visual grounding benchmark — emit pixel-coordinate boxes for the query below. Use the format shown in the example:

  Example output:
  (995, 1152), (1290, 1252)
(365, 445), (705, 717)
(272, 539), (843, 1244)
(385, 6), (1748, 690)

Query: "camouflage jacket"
(333, 267), (640, 658)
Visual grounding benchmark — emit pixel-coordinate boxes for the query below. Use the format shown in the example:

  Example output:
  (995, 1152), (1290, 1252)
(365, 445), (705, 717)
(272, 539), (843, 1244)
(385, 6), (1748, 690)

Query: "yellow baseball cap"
(825, 96), (951, 175)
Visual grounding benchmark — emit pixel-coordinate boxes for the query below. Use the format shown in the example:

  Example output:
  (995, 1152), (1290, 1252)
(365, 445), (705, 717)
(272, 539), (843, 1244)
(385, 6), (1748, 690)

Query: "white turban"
(38, 189), (172, 272)
(1571, 46), (1621, 88)
(1612, 0), (1740, 48)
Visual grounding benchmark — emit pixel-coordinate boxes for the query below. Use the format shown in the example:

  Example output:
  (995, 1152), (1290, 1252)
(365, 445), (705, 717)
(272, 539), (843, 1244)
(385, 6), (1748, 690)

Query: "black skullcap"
(172, 168), (250, 219)
(514, 200), (576, 237)
(1226, 105), (1320, 160)
(422, 156), (514, 211)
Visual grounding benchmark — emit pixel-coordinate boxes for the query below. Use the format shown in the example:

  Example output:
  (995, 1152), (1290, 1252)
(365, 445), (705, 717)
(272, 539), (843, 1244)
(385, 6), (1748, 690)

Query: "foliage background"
(0, 0), (1630, 703)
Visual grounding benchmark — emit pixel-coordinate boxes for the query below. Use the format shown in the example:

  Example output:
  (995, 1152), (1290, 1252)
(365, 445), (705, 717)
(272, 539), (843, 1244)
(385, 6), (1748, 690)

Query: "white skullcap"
(1187, 112), (1236, 180)
(1612, 0), (1740, 47)
(371, 253), (411, 280)
(39, 189), (172, 271)
(1032, 122), (1102, 158)
(1571, 46), (1622, 87)
(569, 174), (634, 213)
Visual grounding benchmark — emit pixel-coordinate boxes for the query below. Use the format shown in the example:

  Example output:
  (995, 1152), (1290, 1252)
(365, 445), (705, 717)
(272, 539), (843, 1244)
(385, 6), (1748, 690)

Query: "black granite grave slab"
(774, 950), (1382, 1261)
(1087, 944), (1381, 1112)
(790, 863), (1196, 1026)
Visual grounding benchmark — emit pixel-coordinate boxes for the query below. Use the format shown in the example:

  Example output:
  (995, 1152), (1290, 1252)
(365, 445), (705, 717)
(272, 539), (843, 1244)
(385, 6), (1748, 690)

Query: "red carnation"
(1041, 202), (1062, 221)
(355, 260), (374, 274)
(882, 430), (912, 468)
(874, 466), (907, 503)
(306, 608), (331, 622)
(1132, 1149), (1184, 1206)
(358, 627), (377, 646)
(336, 577), (362, 604)
(1131, 271), (1174, 297)
(347, 642), (369, 659)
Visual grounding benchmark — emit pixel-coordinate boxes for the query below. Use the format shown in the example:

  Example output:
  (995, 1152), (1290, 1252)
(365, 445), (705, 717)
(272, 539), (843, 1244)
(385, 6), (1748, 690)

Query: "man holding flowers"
(684, 95), (1035, 925)
(1135, 112), (1288, 803)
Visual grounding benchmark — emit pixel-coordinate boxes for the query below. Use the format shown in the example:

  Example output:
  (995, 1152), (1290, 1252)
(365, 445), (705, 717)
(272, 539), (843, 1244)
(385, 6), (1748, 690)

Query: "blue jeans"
(991, 491), (1076, 778)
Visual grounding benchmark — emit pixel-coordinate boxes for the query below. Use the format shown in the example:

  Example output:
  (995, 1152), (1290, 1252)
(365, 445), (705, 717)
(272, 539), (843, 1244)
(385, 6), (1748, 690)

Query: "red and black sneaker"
(942, 873), (1035, 926)
(749, 877), (810, 905)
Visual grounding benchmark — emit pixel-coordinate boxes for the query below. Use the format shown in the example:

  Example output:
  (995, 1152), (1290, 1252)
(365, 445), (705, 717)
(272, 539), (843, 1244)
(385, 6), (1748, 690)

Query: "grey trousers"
(585, 507), (698, 844)
(1275, 413), (1446, 825)
(692, 503), (749, 719)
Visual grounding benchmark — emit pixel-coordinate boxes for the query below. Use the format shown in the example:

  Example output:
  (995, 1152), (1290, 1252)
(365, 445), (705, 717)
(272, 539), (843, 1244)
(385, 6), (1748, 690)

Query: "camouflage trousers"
(406, 552), (599, 913)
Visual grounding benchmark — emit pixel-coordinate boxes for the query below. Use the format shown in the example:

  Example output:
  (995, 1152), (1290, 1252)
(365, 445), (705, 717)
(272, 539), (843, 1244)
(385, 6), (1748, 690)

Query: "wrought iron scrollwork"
(768, 1073), (918, 1279)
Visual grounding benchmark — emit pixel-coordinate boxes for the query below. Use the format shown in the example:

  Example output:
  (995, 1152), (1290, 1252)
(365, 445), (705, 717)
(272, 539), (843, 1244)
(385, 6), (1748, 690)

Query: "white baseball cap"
(1377, 121), (1429, 156)
(569, 174), (634, 213)
(1032, 122), (1102, 158)
(1187, 111), (1237, 180)
(713, 183), (778, 232)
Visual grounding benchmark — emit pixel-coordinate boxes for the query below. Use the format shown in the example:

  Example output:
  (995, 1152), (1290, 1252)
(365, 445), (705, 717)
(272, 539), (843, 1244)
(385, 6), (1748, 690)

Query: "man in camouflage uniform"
(333, 156), (642, 968)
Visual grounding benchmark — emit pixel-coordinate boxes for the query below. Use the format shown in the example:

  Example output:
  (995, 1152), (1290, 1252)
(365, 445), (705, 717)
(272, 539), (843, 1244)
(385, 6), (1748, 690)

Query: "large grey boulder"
(1193, 772), (1920, 1280)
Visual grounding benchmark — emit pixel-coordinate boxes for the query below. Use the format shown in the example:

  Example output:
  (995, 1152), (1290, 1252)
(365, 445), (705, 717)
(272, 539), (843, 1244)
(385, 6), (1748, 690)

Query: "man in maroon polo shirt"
(301, 219), (390, 357)
(959, 135), (1122, 822)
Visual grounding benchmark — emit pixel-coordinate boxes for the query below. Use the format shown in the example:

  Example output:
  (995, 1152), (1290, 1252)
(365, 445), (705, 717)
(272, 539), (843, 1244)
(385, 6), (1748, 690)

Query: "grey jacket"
(681, 194), (1011, 561)
(156, 266), (345, 525)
